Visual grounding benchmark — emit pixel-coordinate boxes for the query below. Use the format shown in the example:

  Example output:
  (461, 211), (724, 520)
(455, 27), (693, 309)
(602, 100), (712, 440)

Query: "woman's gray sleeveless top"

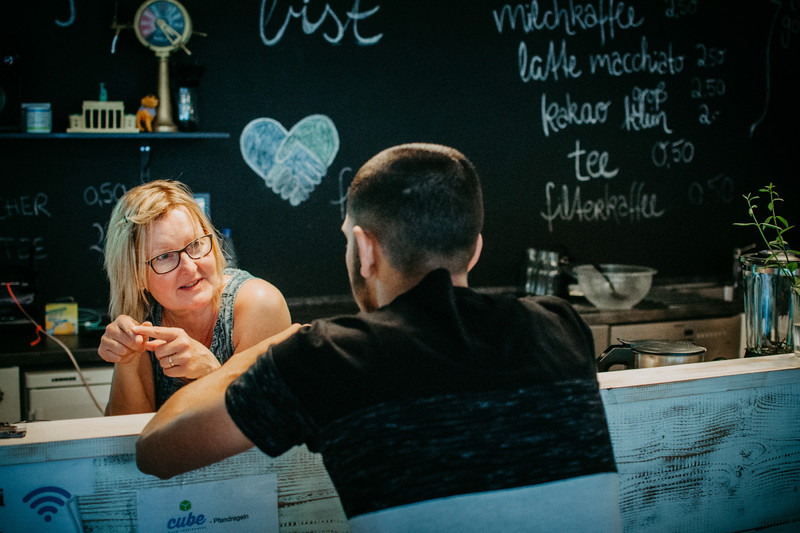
(149, 268), (253, 408)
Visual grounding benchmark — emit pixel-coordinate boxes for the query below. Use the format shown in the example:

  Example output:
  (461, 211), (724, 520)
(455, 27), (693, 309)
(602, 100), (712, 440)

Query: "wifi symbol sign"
(22, 486), (72, 523)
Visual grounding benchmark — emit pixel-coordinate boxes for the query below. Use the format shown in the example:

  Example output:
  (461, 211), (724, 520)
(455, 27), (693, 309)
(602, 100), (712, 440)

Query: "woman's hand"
(130, 324), (222, 380)
(98, 315), (153, 365)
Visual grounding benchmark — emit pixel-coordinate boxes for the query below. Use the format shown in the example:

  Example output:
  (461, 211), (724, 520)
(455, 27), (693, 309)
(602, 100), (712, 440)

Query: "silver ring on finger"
(168, 355), (175, 367)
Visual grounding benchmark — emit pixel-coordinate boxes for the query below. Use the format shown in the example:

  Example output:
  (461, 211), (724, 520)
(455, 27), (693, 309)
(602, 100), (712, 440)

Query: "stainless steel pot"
(597, 339), (707, 371)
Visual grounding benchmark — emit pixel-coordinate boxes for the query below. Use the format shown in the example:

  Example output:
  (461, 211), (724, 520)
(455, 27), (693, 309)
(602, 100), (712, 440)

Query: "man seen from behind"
(136, 143), (621, 532)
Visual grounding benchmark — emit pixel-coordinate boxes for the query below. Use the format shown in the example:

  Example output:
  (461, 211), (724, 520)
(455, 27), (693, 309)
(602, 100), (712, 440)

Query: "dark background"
(1, 0), (798, 317)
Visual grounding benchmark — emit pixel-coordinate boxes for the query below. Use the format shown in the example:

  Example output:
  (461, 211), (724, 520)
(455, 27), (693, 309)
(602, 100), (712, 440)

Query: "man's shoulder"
(276, 313), (381, 362)
(462, 290), (583, 328)
(517, 293), (583, 319)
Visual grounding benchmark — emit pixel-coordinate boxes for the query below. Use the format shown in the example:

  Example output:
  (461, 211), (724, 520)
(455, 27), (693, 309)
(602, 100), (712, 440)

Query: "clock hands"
(156, 18), (192, 55)
(155, 18), (180, 41)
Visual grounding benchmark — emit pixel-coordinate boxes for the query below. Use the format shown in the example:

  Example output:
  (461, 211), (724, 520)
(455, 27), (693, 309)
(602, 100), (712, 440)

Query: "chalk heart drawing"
(240, 115), (340, 206)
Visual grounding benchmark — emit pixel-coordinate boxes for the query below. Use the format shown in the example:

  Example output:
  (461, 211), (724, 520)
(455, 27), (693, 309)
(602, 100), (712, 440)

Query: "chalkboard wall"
(1, 0), (798, 315)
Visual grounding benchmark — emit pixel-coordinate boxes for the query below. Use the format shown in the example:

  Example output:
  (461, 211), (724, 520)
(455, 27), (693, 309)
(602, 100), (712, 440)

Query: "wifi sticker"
(0, 458), (93, 529)
(23, 486), (72, 522)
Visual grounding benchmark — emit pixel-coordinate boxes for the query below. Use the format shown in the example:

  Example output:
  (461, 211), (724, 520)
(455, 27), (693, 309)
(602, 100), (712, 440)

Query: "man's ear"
(467, 233), (483, 272)
(353, 225), (377, 278)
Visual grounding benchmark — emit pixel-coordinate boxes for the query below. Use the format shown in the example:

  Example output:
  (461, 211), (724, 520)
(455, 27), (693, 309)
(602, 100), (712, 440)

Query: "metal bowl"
(574, 264), (657, 310)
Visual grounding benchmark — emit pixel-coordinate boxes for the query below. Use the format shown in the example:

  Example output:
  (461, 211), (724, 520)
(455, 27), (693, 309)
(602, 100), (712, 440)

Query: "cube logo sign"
(167, 499), (207, 529)
(137, 474), (278, 531)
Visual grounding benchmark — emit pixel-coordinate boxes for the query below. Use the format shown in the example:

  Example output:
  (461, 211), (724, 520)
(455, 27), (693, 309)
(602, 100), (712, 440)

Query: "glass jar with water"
(740, 250), (799, 356)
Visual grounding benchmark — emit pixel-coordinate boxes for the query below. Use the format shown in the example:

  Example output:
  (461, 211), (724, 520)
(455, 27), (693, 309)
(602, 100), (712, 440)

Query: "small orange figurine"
(136, 94), (159, 132)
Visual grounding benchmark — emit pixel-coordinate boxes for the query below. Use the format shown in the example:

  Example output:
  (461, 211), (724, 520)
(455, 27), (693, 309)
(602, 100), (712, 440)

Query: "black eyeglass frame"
(145, 234), (214, 274)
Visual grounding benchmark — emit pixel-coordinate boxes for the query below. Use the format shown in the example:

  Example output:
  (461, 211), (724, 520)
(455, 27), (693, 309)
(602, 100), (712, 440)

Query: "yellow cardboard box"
(45, 303), (79, 335)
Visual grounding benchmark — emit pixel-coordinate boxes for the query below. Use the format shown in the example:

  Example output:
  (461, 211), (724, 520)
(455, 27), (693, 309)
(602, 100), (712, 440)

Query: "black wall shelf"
(0, 132), (230, 139)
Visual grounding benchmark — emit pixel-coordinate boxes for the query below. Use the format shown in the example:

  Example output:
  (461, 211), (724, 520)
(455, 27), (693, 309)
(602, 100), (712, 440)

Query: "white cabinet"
(24, 367), (112, 420)
(0, 366), (21, 423)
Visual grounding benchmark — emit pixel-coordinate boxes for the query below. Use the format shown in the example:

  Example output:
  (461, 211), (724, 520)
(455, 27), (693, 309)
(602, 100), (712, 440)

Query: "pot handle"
(596, 345), (634, 372)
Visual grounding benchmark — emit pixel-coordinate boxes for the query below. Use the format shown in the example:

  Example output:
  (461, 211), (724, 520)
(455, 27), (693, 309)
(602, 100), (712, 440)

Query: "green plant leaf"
(736, 183), (798, 288)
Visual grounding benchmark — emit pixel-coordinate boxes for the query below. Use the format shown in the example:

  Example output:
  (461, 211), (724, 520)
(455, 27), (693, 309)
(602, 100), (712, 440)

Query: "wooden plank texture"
(601, 355), (800, 532)
(1, 418), (348, 532)
(2, 355), (799, 532)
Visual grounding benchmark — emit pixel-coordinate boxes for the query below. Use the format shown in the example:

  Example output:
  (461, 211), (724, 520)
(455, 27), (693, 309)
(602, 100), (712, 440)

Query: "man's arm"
(136, 324), (304, 479)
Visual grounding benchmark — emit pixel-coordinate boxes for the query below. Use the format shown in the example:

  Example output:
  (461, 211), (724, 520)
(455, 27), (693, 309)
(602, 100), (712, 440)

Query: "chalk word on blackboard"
(568, 140), (619, 181)
(0, 236), (47, 264)
(240, 115), (340, 206)
(541, 92), (611, 137)
(519, 37), (685, 84)
(0, 194), (51, 221)
(622, 82), (672, 134)
(492, 1), (643, 46)
(259, 0), (383, 46)
(540, 181), (665, 232)
(83, 182), (128, 208)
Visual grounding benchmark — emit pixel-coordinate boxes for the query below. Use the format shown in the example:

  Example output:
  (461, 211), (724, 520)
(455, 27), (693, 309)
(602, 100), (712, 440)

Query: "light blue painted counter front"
(2, 354), (799, 532)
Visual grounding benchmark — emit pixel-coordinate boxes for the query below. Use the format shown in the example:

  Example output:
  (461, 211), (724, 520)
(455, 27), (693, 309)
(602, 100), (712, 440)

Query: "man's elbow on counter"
(135, 433), (179, 480)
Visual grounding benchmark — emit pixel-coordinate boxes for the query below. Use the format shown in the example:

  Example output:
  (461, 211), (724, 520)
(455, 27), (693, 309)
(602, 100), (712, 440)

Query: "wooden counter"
(0, 414), (347, 532)
(598, 354), (800, 532)
(2, 355), (799, 532)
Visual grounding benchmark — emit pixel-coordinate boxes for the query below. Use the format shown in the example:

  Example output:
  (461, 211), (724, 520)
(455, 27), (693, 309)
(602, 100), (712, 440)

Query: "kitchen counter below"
(0, 326), (107, 369)
(573, 283), (742, 326)
(1, 281), (741, 370)
(287, 281), (742, 325)
(1, 353), (798, 532)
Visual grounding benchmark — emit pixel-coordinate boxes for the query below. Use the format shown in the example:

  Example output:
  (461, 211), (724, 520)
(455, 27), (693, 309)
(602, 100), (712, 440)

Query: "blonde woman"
(98, 180), (291, 415)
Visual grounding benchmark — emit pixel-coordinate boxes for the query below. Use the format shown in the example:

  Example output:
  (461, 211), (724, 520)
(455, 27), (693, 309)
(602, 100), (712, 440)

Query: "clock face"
(134, 0), (191, 53)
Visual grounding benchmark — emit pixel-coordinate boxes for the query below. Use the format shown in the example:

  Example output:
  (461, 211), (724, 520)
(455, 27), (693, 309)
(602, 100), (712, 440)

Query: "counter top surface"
(573, 284), (742, 325)
(3, 354), (797, 450)
(287, 282), (741, 324)
(1, 281), (741, 370)
(0, 412), (151, 447)
(598, 352), (800, 388)
(0, 327), (107, 369)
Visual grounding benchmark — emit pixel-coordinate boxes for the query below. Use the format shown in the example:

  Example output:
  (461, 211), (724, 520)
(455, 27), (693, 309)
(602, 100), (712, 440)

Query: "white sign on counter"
(136, 473), (278, 532)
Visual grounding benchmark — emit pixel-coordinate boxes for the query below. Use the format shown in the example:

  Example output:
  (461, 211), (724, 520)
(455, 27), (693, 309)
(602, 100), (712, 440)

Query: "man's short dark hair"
(346, 143), (484, 274)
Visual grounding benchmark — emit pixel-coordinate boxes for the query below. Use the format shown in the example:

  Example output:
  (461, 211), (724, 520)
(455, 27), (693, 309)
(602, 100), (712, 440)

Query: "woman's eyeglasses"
(146, 234), (213, 274)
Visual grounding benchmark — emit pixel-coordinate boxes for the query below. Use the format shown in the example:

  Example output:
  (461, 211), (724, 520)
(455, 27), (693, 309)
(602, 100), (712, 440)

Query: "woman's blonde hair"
(104, 180), (226, 321)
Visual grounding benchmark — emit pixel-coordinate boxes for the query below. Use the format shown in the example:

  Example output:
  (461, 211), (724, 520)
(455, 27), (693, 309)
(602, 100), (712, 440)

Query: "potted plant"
(735, 183), (800, 355)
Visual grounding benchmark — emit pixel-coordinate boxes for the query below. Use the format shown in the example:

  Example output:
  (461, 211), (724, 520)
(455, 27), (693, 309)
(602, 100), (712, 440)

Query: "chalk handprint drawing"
(240, 115), (340, 206)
